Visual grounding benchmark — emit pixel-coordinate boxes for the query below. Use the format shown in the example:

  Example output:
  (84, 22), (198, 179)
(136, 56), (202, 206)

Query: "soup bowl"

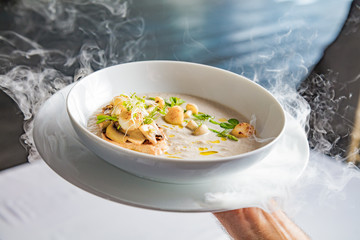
(66, 61), (285, 183)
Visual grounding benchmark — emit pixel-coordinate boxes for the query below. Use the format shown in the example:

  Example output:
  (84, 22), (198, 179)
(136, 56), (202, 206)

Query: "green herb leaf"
(193, 113), (213, 121)
(218, 130), (229, 138)
(209, 128), (238, 141)
(226, 134), (239, 141)
(120, 93), (147, 112)
(218, 118), (240, 130)
(122, 101), (131, 111)
(143, 118), (153, 125)
(209, 119), (220, 125)
(165, 97), (185, 107)
(135, 95), (145, 103)
(158, 107), (166, 115)
(96, 115), (118, 124)
(228, 118), (239, 125)
(220, 122), (235, 129)
(143, 106), (159, 125)
(209, 128), (220, 134)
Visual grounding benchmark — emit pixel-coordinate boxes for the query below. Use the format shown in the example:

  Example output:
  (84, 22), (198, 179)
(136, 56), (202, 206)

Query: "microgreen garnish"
(143, 119), (153, 125)
(228, 118), (239, 125)
(220, 123), (235, 129)
(224, 133), (239, 141)
(207, 117), (240, 141)
(158, 106), (166, 115)
(122, 92), (147, 112)
(193, 113), (213, 121)
(209, 128), (238, 141)
(96, 115), (118, 124)
(192, 112), (214, 127)
(143, 106), (159, 125)
(209, 119), (220, 125)
(165, 97), (185, 107)
(214, 118), (239, 129)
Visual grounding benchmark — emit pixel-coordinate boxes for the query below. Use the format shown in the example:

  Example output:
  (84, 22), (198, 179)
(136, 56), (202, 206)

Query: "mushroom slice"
(98, 119), (111, 130)
(105, 122), (128, 143)
(126, 128), (147, 145)
(139, 122), (163, 145)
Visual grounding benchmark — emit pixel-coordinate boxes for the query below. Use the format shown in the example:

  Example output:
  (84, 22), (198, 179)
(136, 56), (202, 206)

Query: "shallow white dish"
(66, 61), (286, 183)
(34, 84), (308, 212)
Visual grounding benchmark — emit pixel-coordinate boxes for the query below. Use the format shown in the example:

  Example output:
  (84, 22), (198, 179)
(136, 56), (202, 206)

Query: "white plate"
(33, 84), (309, 212)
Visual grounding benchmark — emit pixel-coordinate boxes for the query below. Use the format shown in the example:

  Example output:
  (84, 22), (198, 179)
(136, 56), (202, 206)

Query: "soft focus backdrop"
(2, 1), (360, 240)
(0, 0), (354, 169)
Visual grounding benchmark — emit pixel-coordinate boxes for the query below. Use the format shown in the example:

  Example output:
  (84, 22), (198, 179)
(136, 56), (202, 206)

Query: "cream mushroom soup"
(87, 93), (264, 159)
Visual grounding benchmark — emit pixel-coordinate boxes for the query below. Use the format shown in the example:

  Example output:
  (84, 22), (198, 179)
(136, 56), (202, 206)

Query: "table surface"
(1, 152), (360, 240)
(1, 0), (360, 239)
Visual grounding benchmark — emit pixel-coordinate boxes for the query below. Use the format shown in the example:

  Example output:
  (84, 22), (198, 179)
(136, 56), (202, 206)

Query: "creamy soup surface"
(88, 93), (264, 160)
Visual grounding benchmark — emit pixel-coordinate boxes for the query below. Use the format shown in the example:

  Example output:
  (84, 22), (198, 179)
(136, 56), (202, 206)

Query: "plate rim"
(33, 83), (309, 213)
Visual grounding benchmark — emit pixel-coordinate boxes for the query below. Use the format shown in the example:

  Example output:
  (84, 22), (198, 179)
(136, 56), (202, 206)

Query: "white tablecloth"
(1, 151), (360, 240)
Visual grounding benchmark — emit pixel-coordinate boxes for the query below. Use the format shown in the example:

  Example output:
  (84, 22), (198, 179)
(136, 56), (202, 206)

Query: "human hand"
(213, 207), (310, 240)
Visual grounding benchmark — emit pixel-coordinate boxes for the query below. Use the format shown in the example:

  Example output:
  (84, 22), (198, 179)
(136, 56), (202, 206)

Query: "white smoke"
(1, 0), (360, 225)
(201, 0), (360, 217)
(0, 0), (145, 162)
